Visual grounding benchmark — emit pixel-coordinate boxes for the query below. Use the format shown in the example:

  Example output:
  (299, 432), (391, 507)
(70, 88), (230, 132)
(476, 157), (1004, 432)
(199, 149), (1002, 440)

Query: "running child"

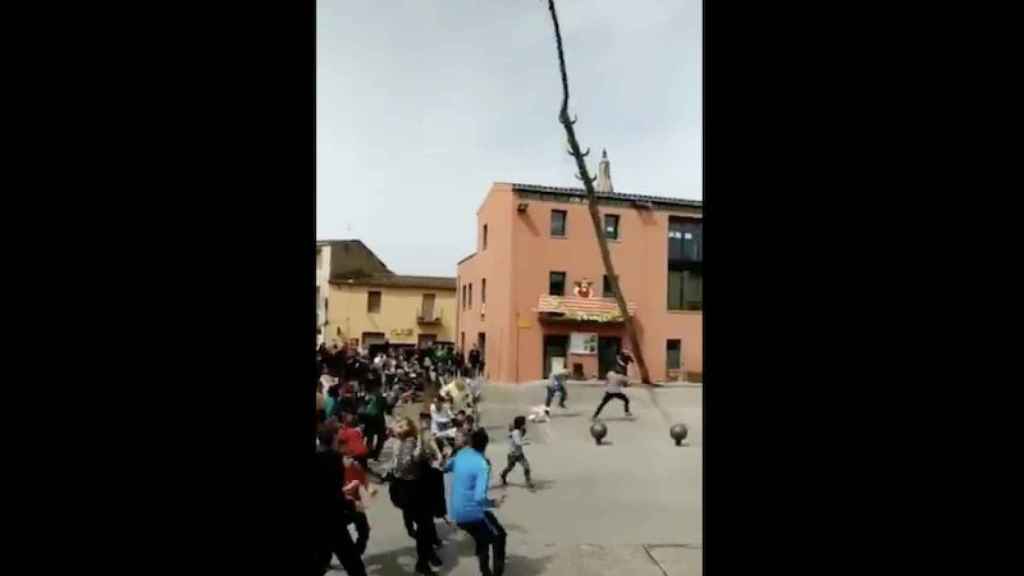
(342, 452), (377, 556)
(500, 415), (533, 490)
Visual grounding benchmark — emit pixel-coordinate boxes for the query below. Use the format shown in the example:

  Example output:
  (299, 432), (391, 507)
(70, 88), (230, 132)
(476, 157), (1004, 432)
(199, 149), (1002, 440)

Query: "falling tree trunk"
(545, 0), (653, 385)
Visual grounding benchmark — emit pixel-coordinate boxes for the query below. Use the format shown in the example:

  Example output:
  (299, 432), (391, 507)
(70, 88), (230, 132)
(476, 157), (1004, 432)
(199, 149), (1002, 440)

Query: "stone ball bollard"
(590, 421), (608, 445)
(670, 423), (688, 446)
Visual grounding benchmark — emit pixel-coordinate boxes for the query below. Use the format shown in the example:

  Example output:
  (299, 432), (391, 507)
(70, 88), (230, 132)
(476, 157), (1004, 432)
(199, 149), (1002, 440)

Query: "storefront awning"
(535, 295), (638, 323)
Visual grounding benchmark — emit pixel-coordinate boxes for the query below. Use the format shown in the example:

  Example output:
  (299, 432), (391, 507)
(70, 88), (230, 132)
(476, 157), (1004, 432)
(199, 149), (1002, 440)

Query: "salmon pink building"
(456, 152), (702, 384)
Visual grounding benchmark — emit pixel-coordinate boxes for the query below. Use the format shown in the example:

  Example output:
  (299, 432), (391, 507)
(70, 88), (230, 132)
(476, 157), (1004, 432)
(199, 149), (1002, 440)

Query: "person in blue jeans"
(443, 428), (507, 576)
(545, 369), (568, 409)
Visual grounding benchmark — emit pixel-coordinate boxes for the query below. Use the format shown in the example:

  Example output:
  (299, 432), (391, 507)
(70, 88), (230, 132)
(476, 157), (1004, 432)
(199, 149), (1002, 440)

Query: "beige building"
(317, 240), (456, 349)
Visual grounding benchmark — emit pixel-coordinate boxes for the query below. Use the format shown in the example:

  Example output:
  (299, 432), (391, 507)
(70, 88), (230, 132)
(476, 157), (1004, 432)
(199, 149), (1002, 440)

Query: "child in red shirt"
(337, 412), (370, 470)
(342, 453), (376, 556)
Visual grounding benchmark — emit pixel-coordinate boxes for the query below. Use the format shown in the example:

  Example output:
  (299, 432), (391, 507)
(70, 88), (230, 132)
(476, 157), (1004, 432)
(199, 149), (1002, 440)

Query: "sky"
(317, 0), (701, 276)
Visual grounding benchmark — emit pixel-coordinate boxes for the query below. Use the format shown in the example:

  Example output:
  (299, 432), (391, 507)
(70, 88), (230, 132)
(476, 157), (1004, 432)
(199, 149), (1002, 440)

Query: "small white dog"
(526, 405), (551, 423)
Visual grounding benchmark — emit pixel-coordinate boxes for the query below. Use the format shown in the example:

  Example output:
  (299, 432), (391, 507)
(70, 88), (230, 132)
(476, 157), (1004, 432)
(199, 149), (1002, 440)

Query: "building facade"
(456, 158), (702, 384)
(317, 240), (456, 349)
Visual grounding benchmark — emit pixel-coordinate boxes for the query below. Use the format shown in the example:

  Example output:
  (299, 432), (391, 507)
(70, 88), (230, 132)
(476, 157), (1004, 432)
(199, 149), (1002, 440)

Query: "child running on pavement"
(342, 452), (377, 556)
(500, 416), (533, 490)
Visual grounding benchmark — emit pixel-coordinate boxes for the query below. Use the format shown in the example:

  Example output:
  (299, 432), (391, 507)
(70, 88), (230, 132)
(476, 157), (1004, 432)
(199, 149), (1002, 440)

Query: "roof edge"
(500, 182), (703, 209)
(329, 273), (456, 290)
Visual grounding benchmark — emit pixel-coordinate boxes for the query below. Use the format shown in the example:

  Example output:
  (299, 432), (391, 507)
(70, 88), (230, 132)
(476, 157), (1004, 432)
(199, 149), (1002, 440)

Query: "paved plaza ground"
(328, 380), (703, 575)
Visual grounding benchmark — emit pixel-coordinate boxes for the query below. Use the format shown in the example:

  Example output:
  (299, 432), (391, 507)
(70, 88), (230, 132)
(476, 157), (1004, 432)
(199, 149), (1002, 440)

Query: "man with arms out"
(444, 428), (507, 576)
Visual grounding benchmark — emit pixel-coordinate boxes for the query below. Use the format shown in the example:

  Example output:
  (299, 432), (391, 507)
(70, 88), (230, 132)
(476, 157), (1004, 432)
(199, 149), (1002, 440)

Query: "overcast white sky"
(317, 0), (701, 276)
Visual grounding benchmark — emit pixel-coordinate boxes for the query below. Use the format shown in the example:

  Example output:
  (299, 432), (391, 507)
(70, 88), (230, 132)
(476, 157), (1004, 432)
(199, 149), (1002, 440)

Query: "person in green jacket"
(362, 381), (388, 461)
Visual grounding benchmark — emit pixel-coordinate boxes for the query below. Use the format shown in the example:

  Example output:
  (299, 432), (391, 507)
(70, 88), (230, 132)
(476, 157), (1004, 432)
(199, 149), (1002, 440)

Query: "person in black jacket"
(468, 345), (481, 378)
(315, 428), (367, 576)
(454, 347), (465, 378)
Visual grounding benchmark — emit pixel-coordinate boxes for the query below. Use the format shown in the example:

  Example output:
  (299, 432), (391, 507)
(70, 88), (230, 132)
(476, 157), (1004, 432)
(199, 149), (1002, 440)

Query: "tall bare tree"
(544, 0), (653, 385)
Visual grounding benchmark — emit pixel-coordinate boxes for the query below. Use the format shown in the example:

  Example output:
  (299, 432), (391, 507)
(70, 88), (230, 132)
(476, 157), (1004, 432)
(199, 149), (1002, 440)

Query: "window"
(551, 210), (567, 237)
(604, 214), (620, 240)
(668, 216), (702, 311)
(669, 218), (702, 263)
(421, 293), (436, 319)
(667, 340), (682, 370)
(668, 270), (703, 310)
(483, 225), (488, 250)
(482, 278), (486, 304)
(603, 275), (615, 297)
(367, 291), (382, 313)
(469, 283), (473, 308)
(549, 271), (566, 296)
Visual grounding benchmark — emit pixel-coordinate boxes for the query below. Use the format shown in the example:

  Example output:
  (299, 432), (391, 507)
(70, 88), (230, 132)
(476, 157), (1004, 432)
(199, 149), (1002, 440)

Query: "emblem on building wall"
(573, 280), (593, 298)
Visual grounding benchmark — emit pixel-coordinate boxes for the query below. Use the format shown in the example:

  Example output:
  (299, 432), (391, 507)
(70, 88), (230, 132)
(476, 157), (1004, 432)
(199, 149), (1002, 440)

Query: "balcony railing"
(417, 308), (443, 324)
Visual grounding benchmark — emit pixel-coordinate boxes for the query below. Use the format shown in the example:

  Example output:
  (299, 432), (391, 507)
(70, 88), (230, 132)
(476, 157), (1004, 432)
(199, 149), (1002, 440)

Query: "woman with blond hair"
(389, 417), (443, 575)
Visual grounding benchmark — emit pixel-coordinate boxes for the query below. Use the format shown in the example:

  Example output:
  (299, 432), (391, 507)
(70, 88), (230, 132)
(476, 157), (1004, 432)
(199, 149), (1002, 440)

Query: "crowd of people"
(314, 339), (635, 576)
(315, 340), (498, 576)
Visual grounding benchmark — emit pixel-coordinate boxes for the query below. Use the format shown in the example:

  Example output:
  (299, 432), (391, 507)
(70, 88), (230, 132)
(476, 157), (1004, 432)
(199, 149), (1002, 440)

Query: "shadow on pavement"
(361, 529), (557, 575)
(499, 552), (557, 575)
(361, 543), (417, 575)
(494, 479), (557, 493)
(546, 412), (583, 419)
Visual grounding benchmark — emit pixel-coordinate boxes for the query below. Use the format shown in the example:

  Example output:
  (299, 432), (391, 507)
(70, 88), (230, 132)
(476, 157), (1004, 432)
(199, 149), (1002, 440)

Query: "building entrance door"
(543, 334), (569, 379)
(598, 336), (622, 379)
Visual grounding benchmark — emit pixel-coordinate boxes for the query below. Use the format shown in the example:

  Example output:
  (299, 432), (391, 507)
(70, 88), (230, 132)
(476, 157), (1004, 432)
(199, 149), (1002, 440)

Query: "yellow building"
(317, 240), (456, 349)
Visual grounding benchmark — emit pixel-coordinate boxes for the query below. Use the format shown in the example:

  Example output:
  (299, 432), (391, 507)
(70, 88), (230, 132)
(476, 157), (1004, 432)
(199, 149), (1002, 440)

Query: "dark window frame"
(482, 224), (488, 250)
(667, 268), (703, 311)
(669, 216), (703, 264)
(549, 271), (567, 296)
(666, 339), (682, 370)
(551, 209), (568, 237)
(367, 291), (382, 313)
(481, 278), (486, 304)
(668, 216), (703, 311)
(604, 213), (620, 240)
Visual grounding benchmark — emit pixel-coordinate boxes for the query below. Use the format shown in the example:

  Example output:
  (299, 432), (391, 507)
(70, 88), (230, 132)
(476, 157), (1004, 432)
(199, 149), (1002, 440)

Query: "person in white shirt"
(592, 369), (632, 420)
(430, 393), (458, 445)
(320, 366), (338, 397)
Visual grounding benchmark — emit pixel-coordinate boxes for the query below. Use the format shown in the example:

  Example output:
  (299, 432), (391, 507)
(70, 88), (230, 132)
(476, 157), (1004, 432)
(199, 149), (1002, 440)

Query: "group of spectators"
(315, 339), (499, 576)
(317, 341), (484, 390)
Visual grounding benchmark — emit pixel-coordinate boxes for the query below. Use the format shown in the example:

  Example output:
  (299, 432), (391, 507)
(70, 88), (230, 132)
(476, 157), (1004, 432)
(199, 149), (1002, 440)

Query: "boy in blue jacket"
(443, 428), (507, 576)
